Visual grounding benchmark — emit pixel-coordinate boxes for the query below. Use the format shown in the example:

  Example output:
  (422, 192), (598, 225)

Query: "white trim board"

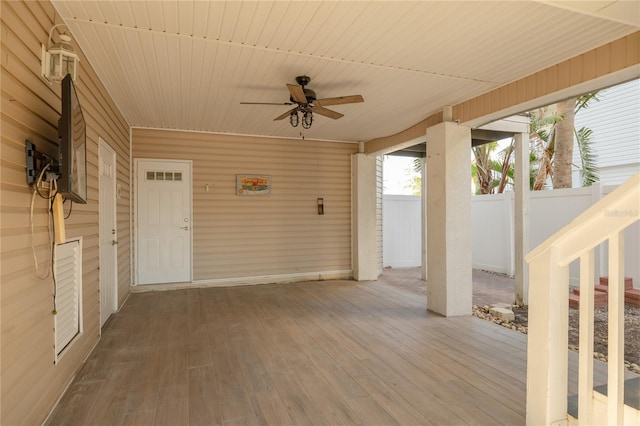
(130, 270), (353, 292)
(131, 126), (360, 145)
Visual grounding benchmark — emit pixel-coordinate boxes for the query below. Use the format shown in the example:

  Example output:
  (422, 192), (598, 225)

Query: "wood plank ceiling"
(51, 1), (639, 143)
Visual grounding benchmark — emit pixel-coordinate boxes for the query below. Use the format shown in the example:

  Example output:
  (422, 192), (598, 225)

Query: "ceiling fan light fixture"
(289, 110), (299, 127)
(241, 75), (363, 128)
(302, 110), (313, 129)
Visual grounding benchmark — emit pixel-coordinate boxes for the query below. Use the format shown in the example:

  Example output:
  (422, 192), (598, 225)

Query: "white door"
(99, 139), (117, 326)
(136, 159), (192, 285)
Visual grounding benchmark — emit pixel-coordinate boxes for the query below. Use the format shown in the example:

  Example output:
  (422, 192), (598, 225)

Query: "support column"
(514, 132), (530, 306)
(352, 153), (379, 281)
(425, 122), (472, 316)
(526, 250), (569, 425)
(421, 154), (427, 281)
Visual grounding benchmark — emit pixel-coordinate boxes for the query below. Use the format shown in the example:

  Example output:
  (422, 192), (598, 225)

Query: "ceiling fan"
(240, 76), (364, 129)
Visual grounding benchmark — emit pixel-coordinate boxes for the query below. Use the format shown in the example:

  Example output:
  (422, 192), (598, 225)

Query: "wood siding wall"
(0, 1), (130, 424)
(573, 78), (640, 185)
(132, 128), (358, 282)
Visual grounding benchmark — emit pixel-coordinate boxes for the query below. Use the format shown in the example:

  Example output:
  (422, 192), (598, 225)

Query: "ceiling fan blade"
(314, 95), (364, 107)
(240, 102), (293, 105)
(312, 105), (344, 120)
(274, 108), (297, 121)
(287, 84), (307, 104)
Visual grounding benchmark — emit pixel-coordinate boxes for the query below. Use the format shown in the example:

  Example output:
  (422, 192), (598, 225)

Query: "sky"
(382, 156), (419, 195)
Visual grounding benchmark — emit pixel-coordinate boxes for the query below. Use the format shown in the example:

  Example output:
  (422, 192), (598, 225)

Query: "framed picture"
(236, 174), (272, 196)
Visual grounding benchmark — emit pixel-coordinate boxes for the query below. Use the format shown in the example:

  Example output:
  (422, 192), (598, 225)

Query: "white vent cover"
(54, 238), (83, 360)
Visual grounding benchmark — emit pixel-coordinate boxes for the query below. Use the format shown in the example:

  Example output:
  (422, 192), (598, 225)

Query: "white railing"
(525, 173), (639, 425)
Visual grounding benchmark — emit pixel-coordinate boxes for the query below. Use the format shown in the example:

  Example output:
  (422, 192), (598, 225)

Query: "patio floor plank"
(47, 273), (605, 425)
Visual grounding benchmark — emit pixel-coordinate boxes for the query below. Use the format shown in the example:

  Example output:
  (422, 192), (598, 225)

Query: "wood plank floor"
(46, 275), (632, 425)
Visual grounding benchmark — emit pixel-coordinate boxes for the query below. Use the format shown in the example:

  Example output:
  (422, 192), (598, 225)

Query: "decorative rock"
(489, 307), (515, 322)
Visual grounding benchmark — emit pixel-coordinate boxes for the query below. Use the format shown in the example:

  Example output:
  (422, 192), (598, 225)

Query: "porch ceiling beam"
(387, 149), (425, 159)
(387, 127), (521, 156)
(453, 32), (640, 129)
(364, 31), (640, 155)
(471, 129), (515, 142)
(365, 112), (441, 156)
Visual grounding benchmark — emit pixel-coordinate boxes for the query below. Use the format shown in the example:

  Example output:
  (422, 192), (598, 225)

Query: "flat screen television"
(57, 74), (87, 204)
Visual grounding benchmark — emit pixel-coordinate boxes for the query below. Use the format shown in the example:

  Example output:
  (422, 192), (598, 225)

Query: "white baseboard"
(384, 261), (421, 269)
(472, 263), (509, 275)
(131, 270), (353, 292)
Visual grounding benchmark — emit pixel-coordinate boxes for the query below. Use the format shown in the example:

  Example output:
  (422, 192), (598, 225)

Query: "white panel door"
(136, 159), (192, 285)
(99, 140), (117, 326)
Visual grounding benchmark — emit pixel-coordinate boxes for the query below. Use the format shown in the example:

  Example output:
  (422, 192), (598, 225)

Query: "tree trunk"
(496, 142), (514, 193)
(473, 145), (493, 194)
(552, 97), (576, 188)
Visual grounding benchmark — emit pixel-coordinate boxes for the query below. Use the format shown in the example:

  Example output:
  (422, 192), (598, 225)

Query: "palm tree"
(530, 93), (600, 189)
(471, 141), (515, 194)
(415, 139), (533, 195)
(575, 126), (598, 186)
(530, 106), (561, 190)
(574, 94), (600, 186)
(552, 98), (576, 188)
(472, 142), (495, 194)
(413, 93), (599, 193)
(406, 158), (422, 195)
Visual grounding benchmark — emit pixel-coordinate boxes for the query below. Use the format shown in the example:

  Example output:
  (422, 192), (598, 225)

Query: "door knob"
(112, 240), (118, 245)
(180, 226), (190, 231)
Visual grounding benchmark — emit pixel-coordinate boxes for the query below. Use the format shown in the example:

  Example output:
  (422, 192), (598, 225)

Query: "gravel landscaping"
(381, 267), (640, 375)
(472, 303), (640, 374)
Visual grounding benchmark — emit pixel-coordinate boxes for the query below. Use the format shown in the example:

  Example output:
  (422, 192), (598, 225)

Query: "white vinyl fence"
(382, 195), (422, 268)
(383, 183), (640, 288)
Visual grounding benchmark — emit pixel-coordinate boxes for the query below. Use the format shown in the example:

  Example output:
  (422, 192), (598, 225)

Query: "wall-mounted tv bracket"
(25, 140), (59, 185)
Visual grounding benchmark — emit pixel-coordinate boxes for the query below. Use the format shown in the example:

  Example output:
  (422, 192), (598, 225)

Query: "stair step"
(569, 293), (608, 309)
(625, 297), (640, 307)
(568, 377), (640, 419)
(575, 286), (639, 295)
(568, 283), (640, 308)
(625, 288), (640, 300)
(569, 294), (579, 309)
(572, 289), (608, 299)
(599, 277), (633, 289)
